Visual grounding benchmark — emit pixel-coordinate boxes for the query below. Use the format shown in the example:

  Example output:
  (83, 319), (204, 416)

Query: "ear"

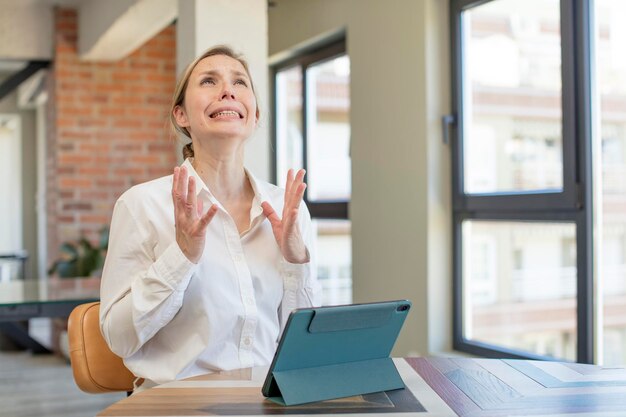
(255, 107), (260, 126)
(173, 105), (189, 129)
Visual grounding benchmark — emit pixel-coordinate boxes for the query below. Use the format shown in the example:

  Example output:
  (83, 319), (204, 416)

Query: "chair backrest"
(67, 302), (136, 393)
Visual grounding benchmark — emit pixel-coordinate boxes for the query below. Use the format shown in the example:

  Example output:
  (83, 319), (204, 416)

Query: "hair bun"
(182, 142), (194, 159)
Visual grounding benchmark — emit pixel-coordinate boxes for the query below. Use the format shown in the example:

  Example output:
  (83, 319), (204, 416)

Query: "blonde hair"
(170, 45), (260, 159)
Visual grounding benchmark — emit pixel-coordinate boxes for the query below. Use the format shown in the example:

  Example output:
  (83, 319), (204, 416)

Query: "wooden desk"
(98, 357), (626, 417)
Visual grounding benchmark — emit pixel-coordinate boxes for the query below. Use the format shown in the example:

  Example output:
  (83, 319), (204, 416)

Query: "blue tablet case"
(262, 300), (411, 406)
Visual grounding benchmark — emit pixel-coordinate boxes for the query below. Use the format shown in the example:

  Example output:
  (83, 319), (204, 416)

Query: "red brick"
(60, 178), (93, 188)
(133, 155), (161, 165)
(79, 215), (110, 224)
(57, 118), (77, 127)
(79, 94), (109, 103)
(79, 143), (110, 153)
(94, 156), (114, 165)
(111, 96), (143, 105)
(130, 61), (158, 70)
(146, 73), (175, 84)
(99, 107), (125, 116)
(148, 167), (173, 177)
(115, 143), (142, 151)
(77, 118), (108, 128)
(115, 168), (143, 177)
(96, 179), (125, 188)
(148, 143), (175, 152)
(128, 131), (156, 141)
(79, 191), (109, 200)
(145, 120), (169, 130)
(114, 119), (143, 129)
(60, 131), (92, 140)
(57, 105), (93, 116)
(145, 95), (170, 105)
(78, 166), (109, 176)
(59, 154), (94, 165)
(111, 71), (142, 82)
(94, 84), (125, 93)
(62, 202), (93, 211)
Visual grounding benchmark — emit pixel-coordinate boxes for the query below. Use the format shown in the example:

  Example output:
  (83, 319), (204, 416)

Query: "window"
(596, 0), (626, 367)
(451, 0), (594, 362)
(454, 0), (626, 365)
(272, 39), (352, 306)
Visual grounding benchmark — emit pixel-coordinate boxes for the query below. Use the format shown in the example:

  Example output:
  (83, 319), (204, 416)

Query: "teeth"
(212, 111), (239, 118)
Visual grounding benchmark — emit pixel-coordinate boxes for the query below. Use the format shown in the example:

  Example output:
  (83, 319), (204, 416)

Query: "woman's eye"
(201, 78), (215, 85)
(235, 79), (248, 87)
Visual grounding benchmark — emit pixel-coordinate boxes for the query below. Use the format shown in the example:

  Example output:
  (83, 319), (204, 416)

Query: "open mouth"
(209, 110), (243, 119)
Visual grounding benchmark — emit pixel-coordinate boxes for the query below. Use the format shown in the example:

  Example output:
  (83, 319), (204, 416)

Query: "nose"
(220, 86), (235, 100)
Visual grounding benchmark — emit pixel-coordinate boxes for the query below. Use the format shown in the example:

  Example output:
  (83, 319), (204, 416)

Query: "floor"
(0, 351), (125, 417)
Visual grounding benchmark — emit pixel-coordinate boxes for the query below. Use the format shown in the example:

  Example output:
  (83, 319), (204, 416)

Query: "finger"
(282, 206), (299, 235)
(261, 201), (282, 227)
(294, 182), (306, 208)
(283, 169), (296, 217)
(284, 182), (305, 232)
(284, 169), (294, 199)
(187, 176), (197, 217)
(286, 169), (306, 210)
(177, 166), (188, 203)
(198, 204), (219, 229)
(172, 167), (180, 213)
(197, 198), (204, 217)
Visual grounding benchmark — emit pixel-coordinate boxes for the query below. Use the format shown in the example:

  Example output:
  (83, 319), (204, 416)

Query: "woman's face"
(174, 54), (258, 143)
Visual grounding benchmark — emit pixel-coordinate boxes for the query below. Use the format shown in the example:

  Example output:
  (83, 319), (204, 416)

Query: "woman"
(99, 46), (320, 387)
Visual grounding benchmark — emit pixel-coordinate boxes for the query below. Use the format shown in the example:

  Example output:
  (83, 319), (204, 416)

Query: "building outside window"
(452, 0), (626, 365)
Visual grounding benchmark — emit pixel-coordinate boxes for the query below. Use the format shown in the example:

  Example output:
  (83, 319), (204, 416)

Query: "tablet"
(262, 299), (411, 405)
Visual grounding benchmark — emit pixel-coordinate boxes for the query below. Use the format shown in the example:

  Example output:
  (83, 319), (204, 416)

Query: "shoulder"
(116, 174), (173, 211)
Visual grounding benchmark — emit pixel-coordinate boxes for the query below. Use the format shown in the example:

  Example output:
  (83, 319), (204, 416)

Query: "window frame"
(450, 0), (595, 363)
(270, 38), (349, 220)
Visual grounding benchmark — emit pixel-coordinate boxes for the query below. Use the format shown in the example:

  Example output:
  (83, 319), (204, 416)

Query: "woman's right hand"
(172, 166), (218, 263)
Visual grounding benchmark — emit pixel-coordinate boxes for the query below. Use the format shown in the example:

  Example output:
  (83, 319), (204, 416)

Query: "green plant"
(48, 227), (109, 278)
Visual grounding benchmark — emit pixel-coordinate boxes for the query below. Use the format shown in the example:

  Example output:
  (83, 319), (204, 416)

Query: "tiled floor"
(0, 351), (125, 417)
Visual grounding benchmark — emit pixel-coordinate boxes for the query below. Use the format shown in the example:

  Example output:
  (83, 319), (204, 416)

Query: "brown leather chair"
(67, 302), (137, 393)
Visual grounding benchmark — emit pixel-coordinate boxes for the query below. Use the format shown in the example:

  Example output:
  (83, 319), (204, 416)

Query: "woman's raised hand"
(261, 169), (309, 264)
(172, 166), (218, 263)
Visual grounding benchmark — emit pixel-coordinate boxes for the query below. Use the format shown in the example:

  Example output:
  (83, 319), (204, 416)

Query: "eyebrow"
(197, 69), (249, 79)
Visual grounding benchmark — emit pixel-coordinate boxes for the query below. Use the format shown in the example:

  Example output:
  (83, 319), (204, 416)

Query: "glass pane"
(462, 0), (563, 194)
(306, 55), (351, 201)
(463, 220), (577, 360)
(595, 0), (626, 367)
(275, 66), (303, 188)
(0, 116), (23, 255)
(313, 219), (352, 306)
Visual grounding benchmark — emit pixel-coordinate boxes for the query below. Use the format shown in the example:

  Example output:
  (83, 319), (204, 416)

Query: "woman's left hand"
(261, 169), (309, 264)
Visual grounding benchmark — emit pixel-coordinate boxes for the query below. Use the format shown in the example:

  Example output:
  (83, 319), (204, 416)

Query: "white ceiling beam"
(78, 0), (177, 62)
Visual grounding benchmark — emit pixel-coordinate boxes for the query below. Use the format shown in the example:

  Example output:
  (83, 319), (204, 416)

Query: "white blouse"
(99, 159), (320, 384)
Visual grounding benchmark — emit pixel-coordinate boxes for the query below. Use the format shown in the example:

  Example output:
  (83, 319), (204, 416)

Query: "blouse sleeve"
(99, 198), (197, 358)
(278, 202), (321, 330)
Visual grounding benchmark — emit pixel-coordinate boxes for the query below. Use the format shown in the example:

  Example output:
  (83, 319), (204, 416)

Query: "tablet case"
(262, 300), (411, 406)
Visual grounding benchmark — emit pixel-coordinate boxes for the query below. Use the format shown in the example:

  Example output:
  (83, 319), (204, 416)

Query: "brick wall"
(49, 8), (177, 263)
